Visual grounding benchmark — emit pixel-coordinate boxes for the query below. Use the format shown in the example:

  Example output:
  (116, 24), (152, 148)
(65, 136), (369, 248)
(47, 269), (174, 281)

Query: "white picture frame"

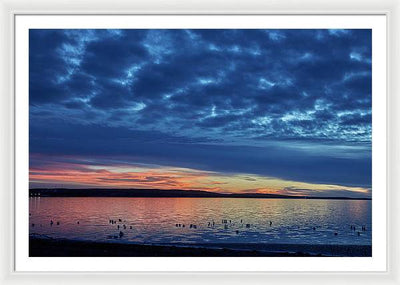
(1, 0), (399, 284)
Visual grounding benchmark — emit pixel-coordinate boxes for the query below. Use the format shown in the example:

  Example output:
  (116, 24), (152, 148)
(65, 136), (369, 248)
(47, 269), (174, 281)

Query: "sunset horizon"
(29, 29), (372, 199)
(29, 154), (371, 198)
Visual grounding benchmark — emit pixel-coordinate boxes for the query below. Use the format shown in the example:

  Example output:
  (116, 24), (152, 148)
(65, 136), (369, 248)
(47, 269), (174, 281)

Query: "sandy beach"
(29, 236), (371, 257)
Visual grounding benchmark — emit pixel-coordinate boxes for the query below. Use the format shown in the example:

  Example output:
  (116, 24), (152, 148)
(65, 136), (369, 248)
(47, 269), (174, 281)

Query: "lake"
(29, 197), (371, 248)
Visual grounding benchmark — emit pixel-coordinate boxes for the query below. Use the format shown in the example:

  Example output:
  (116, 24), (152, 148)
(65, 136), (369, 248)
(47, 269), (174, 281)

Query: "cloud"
(29, 154), (371, 197)
(29, 29), (372, 191)
(29, 120), (371, 187)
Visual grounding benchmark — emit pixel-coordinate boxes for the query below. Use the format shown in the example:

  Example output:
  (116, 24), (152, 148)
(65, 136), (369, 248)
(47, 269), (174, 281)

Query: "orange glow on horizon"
(29, 161), (371, 197)
(30, 166), (211, 190)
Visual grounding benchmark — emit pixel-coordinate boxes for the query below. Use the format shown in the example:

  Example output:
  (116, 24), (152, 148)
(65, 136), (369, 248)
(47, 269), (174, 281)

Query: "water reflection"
(29, 197), (371, 246)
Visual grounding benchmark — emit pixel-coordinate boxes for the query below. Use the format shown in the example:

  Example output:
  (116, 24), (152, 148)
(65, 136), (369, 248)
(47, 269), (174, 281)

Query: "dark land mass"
(29, 237), (372, 257)
(29, 188), (371, 200)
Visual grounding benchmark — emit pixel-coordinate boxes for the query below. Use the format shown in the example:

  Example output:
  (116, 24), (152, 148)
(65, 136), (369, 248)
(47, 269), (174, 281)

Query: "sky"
(29, 29), (372, 198)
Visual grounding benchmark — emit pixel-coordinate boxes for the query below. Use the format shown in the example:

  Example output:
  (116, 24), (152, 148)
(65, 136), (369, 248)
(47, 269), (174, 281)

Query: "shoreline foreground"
(29, 237), (372, 257)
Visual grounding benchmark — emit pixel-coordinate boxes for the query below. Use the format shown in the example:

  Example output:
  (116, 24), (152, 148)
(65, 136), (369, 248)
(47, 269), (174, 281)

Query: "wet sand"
(29, 237), (371, 257)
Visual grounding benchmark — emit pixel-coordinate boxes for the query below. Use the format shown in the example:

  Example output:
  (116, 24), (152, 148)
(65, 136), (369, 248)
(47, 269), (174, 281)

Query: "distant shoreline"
(29, 236), (372, 257)
(29, 188), (371, 200)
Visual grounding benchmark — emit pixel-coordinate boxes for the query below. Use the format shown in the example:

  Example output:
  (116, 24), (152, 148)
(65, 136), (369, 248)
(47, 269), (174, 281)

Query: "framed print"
(1, 0), (400, 283)
(16, 13), (386, 271)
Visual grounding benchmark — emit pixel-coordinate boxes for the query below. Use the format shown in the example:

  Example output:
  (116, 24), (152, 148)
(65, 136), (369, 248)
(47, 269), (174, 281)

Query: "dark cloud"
(29, 29), (372, 188)
(29, 120), (371, 187)
(80, 35), (148, 79)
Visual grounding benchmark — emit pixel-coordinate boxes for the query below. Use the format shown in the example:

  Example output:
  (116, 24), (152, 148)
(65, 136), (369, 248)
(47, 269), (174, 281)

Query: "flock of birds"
(108, 219), (134, 238)
(173, 219), (368, 237)
(30, 213), (369, 240)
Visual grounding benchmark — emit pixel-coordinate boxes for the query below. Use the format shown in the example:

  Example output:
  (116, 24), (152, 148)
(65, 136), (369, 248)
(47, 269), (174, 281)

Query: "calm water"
(29, 197), (371, 246)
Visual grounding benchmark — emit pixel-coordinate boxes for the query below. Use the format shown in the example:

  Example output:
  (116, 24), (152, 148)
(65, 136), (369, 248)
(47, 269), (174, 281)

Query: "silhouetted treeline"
(29, 188), (371, 200)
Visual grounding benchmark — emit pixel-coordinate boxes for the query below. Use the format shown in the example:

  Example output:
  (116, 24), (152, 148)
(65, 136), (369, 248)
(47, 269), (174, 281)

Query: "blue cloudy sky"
(29, 29), (372, 197)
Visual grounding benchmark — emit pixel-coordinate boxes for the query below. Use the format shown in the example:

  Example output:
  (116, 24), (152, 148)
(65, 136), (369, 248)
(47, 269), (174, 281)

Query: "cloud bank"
(29, 29), (372, 195)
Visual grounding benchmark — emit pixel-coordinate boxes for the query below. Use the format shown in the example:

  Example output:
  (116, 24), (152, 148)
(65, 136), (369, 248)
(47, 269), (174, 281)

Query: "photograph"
(28, 28), (372, 258)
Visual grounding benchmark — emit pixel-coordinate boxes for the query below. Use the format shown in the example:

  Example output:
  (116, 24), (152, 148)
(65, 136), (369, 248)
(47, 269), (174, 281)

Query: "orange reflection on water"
(29, 197), (372, 246)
